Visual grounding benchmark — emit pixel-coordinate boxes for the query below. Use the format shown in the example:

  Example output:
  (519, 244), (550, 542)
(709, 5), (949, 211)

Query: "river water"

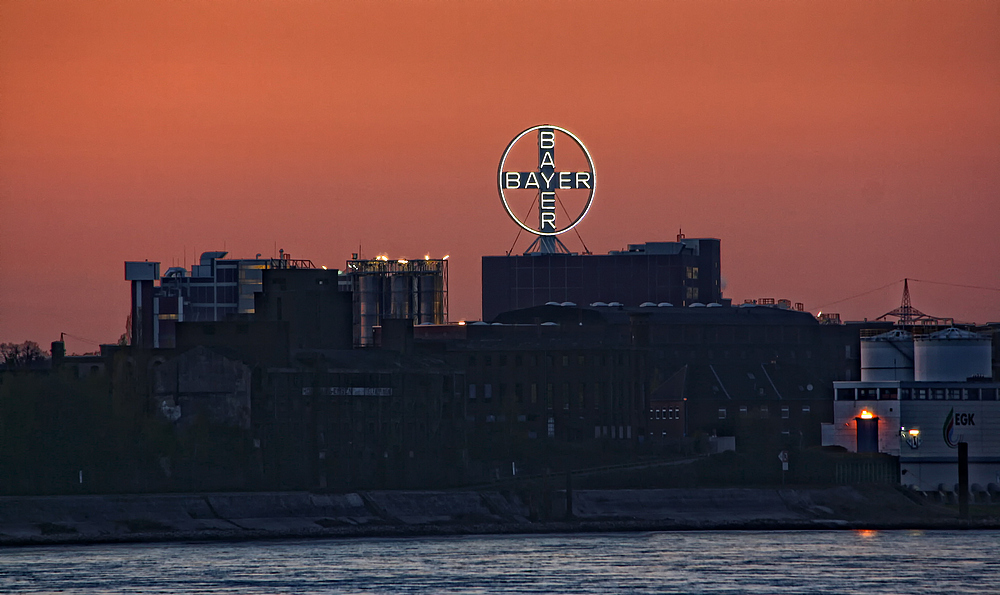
(2, 530), (998, 594)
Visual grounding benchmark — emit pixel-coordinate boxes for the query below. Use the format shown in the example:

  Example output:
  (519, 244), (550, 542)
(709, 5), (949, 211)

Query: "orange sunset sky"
(2, 0), (998, 353)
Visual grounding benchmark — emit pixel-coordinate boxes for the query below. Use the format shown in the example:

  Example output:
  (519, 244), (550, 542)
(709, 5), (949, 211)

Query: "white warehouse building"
(823, 328), (1000, 493)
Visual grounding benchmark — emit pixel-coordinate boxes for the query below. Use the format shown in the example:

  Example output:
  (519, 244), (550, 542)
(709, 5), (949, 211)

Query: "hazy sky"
(2, 0), (998, 353)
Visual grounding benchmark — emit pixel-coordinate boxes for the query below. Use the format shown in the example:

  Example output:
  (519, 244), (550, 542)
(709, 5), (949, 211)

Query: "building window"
(686, 266), (699, 280)
(499, 354), (507, 366)
(802, 405), (811, 413)
(781, 406), (790, 419)
(836, 388), (855, 401)
(739, 405), (748, 415)
(718, 408), (727, 419)
(515, 383), (524, 403)
(468, 384), (476, 400)
(530, 383), (538, 404)
(484, 384), (493, 402)
(760, 405), (768, 414)
(484, 355), (492, 366)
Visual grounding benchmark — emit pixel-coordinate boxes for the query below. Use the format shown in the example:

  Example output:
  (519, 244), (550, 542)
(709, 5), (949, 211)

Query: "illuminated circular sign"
(497, 125), (596, 237)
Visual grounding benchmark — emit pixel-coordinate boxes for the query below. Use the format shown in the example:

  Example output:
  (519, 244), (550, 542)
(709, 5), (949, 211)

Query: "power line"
(60, 332), (104, 346)
(810, 276), (1000, 312)
(908, 278), (1000, 293)
(811, 279), (903, 311)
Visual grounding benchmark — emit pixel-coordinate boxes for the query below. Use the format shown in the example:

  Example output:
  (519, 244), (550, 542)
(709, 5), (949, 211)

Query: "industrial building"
(481, 238), (724, 322)
(125, 251), (448, 349)
(125, 251), (313, 349)
(823, 327), (1000, 493)
(345, 256), (448, 346)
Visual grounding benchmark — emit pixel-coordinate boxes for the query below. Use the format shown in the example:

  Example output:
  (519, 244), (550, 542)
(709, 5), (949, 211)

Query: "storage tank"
(417, 274), (443, 325)
(914, 328), (992, 382)
(860, 329), (914, 381)
(390, 274), (413, 319)
(354, 274), (382, 346)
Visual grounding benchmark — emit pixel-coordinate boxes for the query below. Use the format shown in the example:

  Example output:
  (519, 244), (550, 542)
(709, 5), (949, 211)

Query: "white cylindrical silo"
(860, 329), (914, 381)
(914, 328), (992, 382)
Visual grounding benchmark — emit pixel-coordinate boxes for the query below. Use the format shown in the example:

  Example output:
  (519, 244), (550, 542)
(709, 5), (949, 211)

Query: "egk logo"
(943, 408), (975, 449)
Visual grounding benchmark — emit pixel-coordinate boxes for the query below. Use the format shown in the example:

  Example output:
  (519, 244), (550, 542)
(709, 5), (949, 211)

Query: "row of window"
(468, 381), (634, 411)
(718, 405), (811, 419)
(469, 353), (632, 367)
(836, 387), (999, 401)
(651, 408), (681, 420)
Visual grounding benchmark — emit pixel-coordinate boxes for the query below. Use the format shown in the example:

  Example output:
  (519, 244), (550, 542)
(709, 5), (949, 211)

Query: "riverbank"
(2, 486), (997, 546)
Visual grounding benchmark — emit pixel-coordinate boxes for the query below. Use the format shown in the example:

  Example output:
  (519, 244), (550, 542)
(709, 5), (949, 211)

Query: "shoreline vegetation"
(3, 486), (999, 547)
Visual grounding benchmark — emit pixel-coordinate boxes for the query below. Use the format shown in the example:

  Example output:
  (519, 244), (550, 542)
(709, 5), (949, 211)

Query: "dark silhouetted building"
(481, 238), (723, 322)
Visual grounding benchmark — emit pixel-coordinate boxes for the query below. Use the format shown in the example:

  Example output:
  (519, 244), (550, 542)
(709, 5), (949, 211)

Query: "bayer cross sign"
(497, 125), (596, 237)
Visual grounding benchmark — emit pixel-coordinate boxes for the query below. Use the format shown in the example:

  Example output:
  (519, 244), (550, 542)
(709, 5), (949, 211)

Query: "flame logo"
(943, 408), (957, 449)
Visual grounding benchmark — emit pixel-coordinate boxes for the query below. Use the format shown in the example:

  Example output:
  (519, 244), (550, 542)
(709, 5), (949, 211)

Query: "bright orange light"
(909, 429), (920, 436)
(443, 255), (450, 260)
(458, 320), (466, 326)
(860, 410), (874, 419)
(398, 259), (408, 264)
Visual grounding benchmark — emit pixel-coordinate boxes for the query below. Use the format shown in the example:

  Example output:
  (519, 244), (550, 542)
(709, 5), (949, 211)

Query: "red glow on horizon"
(1, 1), (998, 352)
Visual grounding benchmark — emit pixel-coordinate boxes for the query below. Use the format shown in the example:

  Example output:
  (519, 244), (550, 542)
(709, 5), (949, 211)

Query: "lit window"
(718, 408), (727, 419)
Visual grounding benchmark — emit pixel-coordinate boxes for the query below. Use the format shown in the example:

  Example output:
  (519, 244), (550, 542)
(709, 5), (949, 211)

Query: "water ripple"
(1, 530), (997, 594)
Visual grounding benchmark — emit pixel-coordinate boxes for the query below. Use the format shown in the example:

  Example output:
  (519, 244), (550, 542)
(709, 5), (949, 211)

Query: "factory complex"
(4, 126), (998, 498)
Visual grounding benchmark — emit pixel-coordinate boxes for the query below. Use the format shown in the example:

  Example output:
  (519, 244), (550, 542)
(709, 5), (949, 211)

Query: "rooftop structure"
(346, 256), (449, 346)
(125, 250), (316, 348)
(482, 238), (724, 322)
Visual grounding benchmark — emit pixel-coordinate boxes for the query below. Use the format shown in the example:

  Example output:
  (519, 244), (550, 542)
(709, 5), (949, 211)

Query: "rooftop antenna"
(677, 228), (685, 242)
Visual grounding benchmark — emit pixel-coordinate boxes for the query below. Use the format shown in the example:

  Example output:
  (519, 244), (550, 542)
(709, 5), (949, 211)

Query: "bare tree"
(0, 341), (47, 369)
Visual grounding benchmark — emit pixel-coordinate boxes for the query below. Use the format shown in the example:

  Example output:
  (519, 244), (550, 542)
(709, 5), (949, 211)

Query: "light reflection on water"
(2, 530), (999, 594)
